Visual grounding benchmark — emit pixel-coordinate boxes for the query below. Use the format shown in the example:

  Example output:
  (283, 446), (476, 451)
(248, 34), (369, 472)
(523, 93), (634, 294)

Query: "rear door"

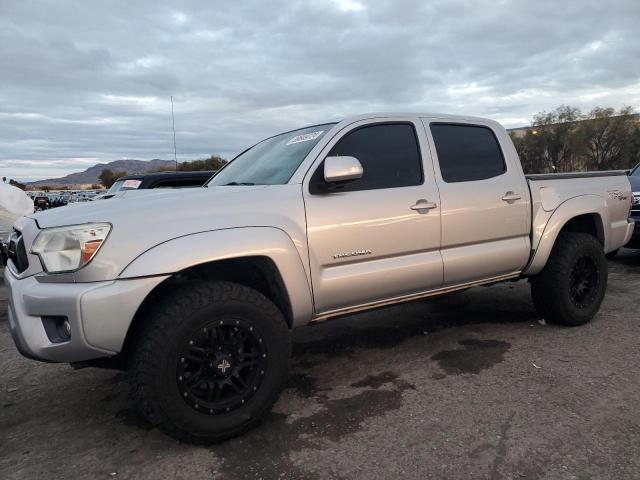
(423, 119), (531, 285)
(303, 118), (443, 314)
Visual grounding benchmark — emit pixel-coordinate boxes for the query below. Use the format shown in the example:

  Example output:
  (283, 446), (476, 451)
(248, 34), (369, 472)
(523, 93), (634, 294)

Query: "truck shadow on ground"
(609, 248), (640, 270)
(207, 288), (535, 479)
(291, 286), (535, 362)
(105, 286), (537, 479)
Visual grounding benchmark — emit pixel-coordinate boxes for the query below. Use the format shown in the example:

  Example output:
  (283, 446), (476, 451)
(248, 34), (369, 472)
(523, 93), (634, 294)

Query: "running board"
(310, 272), (522, 323)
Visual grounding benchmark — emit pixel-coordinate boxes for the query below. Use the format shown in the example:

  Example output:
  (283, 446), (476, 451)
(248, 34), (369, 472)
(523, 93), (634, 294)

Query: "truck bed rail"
(526, 170), (628, 181)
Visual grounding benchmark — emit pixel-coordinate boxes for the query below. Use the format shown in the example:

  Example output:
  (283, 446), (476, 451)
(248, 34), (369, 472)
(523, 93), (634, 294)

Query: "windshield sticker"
(286, 130), (324, 146)
(123, 179), (142, 189)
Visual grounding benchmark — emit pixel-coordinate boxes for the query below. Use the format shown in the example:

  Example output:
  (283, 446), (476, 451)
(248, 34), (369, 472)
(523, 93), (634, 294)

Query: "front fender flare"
(524, 195), (607, 276)
(119, 227), (313, 326)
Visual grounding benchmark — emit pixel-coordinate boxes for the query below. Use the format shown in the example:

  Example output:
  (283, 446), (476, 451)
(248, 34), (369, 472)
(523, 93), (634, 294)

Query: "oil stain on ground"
(431, 339), (511, 375)
(212, 371), (413, 480)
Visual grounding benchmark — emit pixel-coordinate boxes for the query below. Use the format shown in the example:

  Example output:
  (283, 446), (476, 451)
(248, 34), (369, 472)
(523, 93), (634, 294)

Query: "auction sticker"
(123, 179), (142, 189)
(286, 131), (324, 145)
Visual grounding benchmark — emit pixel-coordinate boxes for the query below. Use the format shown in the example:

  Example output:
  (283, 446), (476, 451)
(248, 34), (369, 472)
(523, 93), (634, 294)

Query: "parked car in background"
(32, 196), (50, 211)
(626, 163), (640, 248)
(95, 171), (215, 200)
(3, 113), (634, 443)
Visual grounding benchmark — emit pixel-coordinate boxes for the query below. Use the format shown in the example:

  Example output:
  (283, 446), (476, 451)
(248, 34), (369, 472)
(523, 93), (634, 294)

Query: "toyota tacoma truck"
(4, 113), (634, 442)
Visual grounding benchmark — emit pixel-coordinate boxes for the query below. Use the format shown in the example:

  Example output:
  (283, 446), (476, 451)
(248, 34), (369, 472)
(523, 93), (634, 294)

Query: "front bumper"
(4, 267), (167, 363)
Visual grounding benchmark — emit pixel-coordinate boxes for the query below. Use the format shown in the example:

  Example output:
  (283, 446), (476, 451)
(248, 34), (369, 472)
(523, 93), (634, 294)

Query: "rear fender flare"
(524, 195), (607, 275)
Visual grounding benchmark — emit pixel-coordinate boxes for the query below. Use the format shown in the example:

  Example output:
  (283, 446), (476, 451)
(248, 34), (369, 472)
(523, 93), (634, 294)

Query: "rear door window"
(430, 124), (506, 183)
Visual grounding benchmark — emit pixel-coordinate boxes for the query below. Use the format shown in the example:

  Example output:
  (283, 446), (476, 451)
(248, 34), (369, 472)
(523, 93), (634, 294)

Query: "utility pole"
(171, 96), (178, 172)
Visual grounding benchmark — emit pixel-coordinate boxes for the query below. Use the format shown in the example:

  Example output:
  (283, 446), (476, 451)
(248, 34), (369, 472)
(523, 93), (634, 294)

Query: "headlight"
(31, 223), (111, 273)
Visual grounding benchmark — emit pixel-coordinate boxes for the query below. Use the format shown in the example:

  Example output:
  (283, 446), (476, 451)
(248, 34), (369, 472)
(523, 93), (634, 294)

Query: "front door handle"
(501, 191), (522, 203)
(410, 199), (438, 212)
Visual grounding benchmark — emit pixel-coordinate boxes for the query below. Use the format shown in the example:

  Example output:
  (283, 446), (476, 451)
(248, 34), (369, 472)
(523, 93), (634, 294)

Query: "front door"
(303, 119), (443, 314)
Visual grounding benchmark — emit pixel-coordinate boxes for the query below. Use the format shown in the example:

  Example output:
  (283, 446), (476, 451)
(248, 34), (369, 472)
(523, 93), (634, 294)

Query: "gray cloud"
(1, 0), (639, 180)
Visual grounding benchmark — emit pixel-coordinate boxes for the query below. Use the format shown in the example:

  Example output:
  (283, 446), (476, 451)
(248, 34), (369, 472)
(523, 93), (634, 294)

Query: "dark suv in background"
(95, 171), (215, 200)
(627, 163), (640, 248)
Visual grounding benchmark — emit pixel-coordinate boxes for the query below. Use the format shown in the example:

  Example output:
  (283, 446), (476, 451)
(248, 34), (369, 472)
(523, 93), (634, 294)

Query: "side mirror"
(324, 156), (363, 184)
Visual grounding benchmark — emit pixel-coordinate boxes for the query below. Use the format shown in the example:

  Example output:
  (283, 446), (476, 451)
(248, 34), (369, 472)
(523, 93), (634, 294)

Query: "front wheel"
(531, 232), (607, 326)
(131, 281), (291, 443)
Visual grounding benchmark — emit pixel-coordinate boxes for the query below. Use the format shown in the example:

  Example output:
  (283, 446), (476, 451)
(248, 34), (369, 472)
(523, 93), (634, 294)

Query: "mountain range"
(29, 159), (176, 185)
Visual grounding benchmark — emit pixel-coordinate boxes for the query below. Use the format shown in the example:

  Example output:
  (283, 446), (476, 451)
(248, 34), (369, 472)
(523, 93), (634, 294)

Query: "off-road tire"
(130, 281), (291, 443)
(531, 232), (607, 326)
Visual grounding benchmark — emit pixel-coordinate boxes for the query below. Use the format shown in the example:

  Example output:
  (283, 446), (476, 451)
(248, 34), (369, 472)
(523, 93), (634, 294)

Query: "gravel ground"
(1, 250), (639, 480)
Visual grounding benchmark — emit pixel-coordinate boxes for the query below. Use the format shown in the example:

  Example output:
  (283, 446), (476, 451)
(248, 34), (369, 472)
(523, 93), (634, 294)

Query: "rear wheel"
(530, 232), (607, 326)
(131, 281), (291, 443)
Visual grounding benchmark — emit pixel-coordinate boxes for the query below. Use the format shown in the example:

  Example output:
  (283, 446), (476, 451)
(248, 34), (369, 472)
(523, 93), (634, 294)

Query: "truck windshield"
(208, 123), (336, 186)
(107, 179), (142, 194)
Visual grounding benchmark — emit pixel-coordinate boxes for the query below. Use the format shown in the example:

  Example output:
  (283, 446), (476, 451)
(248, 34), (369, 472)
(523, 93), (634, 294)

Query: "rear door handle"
(501, 191), (521, 203)
(410, 199), (438, 212)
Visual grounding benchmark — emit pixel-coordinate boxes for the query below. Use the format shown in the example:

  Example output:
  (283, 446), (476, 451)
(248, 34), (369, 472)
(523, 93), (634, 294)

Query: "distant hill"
(29, 159), (175, 186)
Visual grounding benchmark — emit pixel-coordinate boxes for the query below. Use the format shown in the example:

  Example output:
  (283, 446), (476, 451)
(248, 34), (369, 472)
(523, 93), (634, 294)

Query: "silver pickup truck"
(4, 113), (634, 442)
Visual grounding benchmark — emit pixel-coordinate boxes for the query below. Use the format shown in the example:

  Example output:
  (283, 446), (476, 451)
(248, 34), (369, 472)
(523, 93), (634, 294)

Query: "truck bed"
(526, 171), (632, 261)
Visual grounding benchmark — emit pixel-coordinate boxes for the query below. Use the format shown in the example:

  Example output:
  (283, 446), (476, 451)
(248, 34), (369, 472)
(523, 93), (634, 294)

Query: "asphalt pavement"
(1, 249), (639, 479)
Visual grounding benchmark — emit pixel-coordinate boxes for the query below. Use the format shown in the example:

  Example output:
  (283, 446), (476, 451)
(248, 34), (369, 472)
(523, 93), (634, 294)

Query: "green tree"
(531, 105), (583, 173)
(153, 154), (228, 173)
(578, 106), (637, 170)
(9, 179), (26, 190)
(626, 126), (640, 169)
(99, 169), (127, 188)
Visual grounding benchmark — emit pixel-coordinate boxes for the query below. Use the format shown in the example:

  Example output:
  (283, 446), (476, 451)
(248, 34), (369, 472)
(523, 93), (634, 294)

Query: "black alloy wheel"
(568, 256), (599, 309)
(177, 319), (267, 415)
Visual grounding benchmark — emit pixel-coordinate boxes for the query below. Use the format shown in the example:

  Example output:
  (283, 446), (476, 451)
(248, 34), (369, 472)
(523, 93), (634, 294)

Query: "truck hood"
(30, 186), (267, 229)
(26, 184), (307, 282)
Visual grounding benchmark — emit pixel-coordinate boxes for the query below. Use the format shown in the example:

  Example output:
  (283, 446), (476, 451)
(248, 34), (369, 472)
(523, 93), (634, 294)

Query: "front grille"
(7, 229), (29, 273)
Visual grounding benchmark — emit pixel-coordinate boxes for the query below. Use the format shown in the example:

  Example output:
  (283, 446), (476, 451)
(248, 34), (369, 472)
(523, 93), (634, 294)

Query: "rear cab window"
(430, 123), (506, 183)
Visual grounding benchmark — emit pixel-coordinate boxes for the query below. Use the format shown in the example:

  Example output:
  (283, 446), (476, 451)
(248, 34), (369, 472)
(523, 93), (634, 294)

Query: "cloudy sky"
(1, 0), (639, 181)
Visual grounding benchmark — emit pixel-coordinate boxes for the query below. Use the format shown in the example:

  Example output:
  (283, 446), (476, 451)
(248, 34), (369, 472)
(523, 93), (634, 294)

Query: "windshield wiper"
(223, 182), (256, 186)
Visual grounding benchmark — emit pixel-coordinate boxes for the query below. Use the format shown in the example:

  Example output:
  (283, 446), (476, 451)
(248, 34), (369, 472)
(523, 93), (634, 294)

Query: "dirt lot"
(1, 250), (640, 480)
